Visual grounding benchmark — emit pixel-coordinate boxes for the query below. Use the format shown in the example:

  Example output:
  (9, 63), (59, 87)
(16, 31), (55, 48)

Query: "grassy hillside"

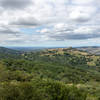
(77, 46), (100, 55)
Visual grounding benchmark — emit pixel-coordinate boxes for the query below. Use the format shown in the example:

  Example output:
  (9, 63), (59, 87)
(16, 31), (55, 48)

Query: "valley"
(0, 47), (100, 99)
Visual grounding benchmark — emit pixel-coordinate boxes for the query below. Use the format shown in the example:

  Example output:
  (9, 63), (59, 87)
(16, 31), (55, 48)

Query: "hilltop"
(77, 46), (100, 55)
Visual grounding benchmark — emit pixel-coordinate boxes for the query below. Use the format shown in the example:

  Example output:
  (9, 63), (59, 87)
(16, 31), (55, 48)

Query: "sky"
(0, 0), (100, 47)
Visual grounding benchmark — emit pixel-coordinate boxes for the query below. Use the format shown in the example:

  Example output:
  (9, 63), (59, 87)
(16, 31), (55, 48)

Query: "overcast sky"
(0, 0), (100, 47)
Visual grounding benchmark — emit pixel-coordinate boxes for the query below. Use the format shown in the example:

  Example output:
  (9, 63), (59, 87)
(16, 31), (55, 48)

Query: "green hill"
(0, 47), (22, 59)
(0, 47), (100, 99)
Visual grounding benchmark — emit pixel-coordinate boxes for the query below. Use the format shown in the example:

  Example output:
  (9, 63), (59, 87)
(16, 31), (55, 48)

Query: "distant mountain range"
(0, 46), (100, 56)
(5, 46), (100, 55)
(7, 47), (47, 52)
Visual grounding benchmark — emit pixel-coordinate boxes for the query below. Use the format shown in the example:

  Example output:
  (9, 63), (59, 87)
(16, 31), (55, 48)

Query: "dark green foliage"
(3, 58), (100, 84)
(0, 79), (87, 100)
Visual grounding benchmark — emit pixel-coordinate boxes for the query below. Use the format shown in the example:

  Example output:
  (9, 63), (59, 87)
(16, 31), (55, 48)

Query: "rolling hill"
(77, 46), (100, 55)
(0, 47), (22, 59)
(0, 46), (100, 99)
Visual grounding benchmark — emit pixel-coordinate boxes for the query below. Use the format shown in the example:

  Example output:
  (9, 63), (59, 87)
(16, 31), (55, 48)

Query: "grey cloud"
(5, 40), (25, 43)
(0, 29), (17, 34)
(41, 25), (100, 40)
(2, 39), (27, 46)
(0, 26), (21, 36)
(64, 34), (100, 40)
(0, 0), (32, 10)
(69, 12), (91, 23)
(49, 33), (100, 40)
(10, 17), (41, 27)
(73, 17), (90, 22)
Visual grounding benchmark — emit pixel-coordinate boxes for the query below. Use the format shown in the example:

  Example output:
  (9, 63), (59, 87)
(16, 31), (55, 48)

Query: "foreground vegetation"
(0, 47), (100, 99)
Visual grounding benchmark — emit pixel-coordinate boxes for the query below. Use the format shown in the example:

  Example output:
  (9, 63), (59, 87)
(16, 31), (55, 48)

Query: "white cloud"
(71, 0), (94, 5)
(38, 24), (100, 41)
(0, 0), (99, 46)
